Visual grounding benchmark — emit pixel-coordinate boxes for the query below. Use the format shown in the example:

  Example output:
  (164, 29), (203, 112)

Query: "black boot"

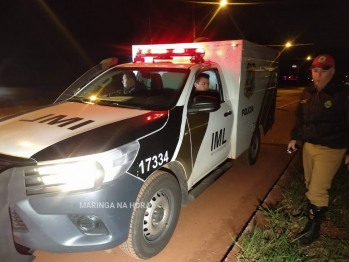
(296, 204), (327, 246)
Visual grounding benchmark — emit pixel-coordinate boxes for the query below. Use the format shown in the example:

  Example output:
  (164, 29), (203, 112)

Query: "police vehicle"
(0, 40), (278, 260)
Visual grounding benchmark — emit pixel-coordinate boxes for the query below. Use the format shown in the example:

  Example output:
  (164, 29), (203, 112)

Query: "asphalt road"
(0, 86), (304, 262)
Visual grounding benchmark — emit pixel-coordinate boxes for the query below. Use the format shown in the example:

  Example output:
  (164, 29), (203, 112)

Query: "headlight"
(38, 161), (103, 192)
(25, 141), (139, 195)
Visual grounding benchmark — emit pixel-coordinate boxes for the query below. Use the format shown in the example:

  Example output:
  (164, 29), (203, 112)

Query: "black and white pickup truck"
(0, 40), (278, 261)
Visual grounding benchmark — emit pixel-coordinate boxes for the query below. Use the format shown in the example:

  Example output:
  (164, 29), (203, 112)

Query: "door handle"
(224, 110), (232, 117)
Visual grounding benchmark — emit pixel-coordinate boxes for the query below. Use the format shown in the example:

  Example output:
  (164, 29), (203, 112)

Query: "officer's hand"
(287, 140), (298, 151)
(345, 155), (349, 169)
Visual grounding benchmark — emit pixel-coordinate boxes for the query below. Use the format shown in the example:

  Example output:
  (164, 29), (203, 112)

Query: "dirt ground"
(224, 149), (303, 261)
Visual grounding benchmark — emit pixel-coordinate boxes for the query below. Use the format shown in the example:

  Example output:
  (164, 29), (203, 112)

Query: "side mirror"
(188, 95), (220, 113)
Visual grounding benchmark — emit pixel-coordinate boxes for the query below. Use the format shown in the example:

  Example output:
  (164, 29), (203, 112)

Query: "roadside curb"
(222, 149), (303, 261)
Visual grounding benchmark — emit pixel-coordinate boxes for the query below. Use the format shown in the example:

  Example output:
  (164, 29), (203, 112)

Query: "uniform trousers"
(302, 142), (346, 207)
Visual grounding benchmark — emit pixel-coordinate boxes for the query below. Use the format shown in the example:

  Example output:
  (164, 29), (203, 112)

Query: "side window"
(200, 69), (224, 102)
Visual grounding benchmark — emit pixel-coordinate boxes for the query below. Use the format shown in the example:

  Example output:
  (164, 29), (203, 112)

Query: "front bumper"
(5, 166), (143, 253)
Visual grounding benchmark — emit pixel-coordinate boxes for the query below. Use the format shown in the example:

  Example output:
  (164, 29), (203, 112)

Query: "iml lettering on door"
(211, 128), (227, 151)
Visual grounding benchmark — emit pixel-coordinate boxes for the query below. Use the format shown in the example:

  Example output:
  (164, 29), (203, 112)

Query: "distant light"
(220, 0), (227, 7)
(285, 42), (292, 48)
(292, 65), (297, 68)
(306, 56), (311, 60)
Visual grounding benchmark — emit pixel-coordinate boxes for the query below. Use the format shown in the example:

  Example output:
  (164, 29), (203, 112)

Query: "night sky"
(1, 0), (349, 91)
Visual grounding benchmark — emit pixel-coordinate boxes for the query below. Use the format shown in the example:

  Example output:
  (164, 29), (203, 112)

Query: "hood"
(0, 102), (159, 159)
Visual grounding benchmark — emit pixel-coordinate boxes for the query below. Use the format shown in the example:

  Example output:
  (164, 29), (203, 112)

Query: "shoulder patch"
(324, 100), (332, 108)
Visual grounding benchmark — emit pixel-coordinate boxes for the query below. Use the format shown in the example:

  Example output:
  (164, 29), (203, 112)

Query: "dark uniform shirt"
(291, 81), (349, 152)
(123, 82), (147, 95)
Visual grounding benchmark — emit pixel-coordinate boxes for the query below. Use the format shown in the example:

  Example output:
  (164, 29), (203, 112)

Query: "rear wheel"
(119, 170), (181, 259)
(239, 128), (260, 166)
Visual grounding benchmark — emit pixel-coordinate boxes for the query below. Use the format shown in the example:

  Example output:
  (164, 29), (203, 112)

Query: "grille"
(0, 154), (38, 195)
(9, 208), (28, 233)
(24, 170), (57, 196)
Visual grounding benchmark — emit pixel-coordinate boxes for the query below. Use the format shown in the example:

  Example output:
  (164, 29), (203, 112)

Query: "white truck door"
(187, 69), (233, 187)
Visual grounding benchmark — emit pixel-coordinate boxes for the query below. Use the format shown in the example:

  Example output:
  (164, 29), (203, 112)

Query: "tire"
(239, 128), (260, 166)
(119, 170), (181, 260)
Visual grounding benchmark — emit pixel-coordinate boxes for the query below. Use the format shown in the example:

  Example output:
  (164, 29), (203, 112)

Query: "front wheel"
(239, 128), (260, 166)
(119, 170), (181, 260)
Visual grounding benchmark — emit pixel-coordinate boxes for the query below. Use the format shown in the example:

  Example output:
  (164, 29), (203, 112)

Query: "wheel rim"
(143, 189), (171, 241)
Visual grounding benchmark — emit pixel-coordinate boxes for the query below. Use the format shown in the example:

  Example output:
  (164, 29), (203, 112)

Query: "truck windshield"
(67, 67), (190, 111)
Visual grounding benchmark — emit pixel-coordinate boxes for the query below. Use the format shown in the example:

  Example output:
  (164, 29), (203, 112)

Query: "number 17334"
(138, 151), (169, 174)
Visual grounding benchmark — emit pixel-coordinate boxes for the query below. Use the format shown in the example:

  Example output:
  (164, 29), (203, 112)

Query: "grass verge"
(234, 162), (349, 262)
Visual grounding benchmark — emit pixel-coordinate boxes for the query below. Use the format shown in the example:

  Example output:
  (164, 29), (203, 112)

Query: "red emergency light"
(134, 47), (205, 63)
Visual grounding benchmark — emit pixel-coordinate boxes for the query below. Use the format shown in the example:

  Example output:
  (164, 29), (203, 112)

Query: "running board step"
(188, 159), (233, 201)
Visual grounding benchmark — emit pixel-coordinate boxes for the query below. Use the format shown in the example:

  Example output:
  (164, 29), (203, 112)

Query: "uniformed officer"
(121, 71), (146, 95)
(288, 54), (349, 246)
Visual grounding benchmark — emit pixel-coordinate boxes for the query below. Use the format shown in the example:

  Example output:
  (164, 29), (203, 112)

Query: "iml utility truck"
(0, 39), (278, 261)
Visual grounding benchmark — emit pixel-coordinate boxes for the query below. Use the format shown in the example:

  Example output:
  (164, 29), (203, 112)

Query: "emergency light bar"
(134, 47), (205, 63)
